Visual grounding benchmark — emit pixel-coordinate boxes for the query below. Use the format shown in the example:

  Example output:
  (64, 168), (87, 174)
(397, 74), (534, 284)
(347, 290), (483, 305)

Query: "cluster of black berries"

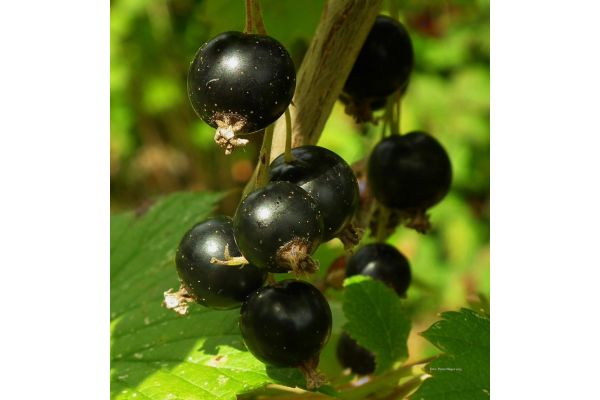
(167, 28), (360, 388)
(344, 16), (452, 233)
(336, 243), (412, 375)
(163, 11), (453, 389)
(166, 143), (360, 387)
(232, 146), (360, 388)
(332, 15), (451, 375)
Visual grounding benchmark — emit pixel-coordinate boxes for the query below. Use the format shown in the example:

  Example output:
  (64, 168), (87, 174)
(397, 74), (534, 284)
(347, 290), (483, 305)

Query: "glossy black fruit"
(343, 15), (414, 100)
(336, 332), (376, 375)
(175, 216), (267, 309)
(188, 31), (296, 134)
(346, 243), (411, 297)
(269, 146), (359, 241)
(240, 280), (332, 368)
(233, 181), (324, 274)
(368, 131), (452, 211)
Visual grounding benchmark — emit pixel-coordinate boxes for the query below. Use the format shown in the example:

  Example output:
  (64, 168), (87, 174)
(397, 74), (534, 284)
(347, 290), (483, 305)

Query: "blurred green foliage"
(110, 0), (324, 213)
(111, 0), (489, 368)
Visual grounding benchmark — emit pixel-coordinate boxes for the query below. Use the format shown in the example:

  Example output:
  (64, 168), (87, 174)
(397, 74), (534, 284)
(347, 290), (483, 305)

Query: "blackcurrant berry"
(174, 216), (267, 310)
(346, 243), (411, 297)
(187, 31), (296, 153)
(368, 131), (452, 212)
(344, 15), (414, 100)
(240, 279), (332, 388)
(336, 331), (376, 375)
(269, 146), (359, 242)
(233, 181), (324, 274)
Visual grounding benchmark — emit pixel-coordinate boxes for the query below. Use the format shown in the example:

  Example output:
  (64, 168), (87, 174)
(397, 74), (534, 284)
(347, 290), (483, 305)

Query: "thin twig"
(252, 0), (267, 34)
(403, 354), (440, 368)
(264, 384), (309, 394)
(379, 375), (425, 400)
(388, 0), (400, 20)
(376, 205), (390, 241)
(255, 124), (274, 188)
(389, 93), (400, 136)
(382, 95), (395, 138)
(395, 90), (402, 135)
(244, 0), (254, 33)
(284, 107), (293, 162)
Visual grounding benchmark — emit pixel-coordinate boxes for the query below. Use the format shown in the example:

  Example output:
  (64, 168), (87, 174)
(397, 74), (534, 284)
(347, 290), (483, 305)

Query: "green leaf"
(342, 276), (411, 373)
(111, 192), (303, 400)
(411, 308), (490, 400)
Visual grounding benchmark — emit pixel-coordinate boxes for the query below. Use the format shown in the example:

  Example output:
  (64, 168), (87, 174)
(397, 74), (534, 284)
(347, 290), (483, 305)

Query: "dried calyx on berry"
(233, 181), (324, 275)
(163, 216), (266, 315)
(187, 31), (296, 154)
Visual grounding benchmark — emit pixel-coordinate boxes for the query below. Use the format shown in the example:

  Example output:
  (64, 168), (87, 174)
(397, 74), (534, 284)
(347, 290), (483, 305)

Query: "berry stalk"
(391, 96), (400, 136)
(375, 205), (390, 242)
(244, 0), (253, 33)
(383, 96), (395, 138)
(284, 107), (293, 162)
(255, 124), (274, 188)
(394, 90), (402, 134)
(251, 0), (267, 35)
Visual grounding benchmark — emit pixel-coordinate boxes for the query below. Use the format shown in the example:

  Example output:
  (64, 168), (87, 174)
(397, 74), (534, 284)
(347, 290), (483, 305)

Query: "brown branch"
(269, 0), (383, 159)
(242, 0), (382, 197)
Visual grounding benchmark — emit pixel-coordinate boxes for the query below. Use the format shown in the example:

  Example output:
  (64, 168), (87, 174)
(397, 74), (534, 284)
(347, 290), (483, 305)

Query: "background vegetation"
(111, 0), (489, 397)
